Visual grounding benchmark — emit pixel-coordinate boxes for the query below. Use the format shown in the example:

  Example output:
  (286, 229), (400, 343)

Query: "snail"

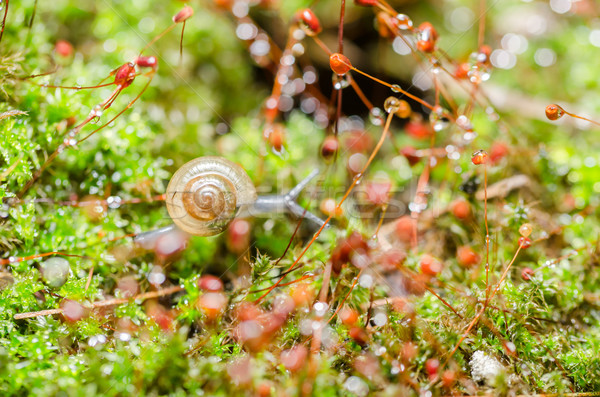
(134, 156), (325, 247)
(165, 156), (257, 236)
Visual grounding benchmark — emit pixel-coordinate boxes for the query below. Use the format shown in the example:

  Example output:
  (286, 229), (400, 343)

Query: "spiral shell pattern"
(166, 157), (257, 236)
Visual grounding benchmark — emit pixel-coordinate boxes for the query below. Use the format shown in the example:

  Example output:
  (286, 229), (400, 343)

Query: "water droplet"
(313, 301), (329, 317)
(384, 96), (401, 113)
(344, 376), (369, 396)
(369, 107), (384, 126)
(107, 196), (122, 209)
(395, 14), (413, 30)
(391, 84), (402, 93)
(371, 312), (388, 326)
(40, 257), (70, 288)
(332, 73), (350, 90)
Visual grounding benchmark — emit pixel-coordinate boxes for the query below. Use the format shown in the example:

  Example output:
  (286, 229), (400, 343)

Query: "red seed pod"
(521, 267), (534, 281)
(490, 141), (509, 163)
(471, 149), (489, 165)
(173, 5), (194, 23)
(345, 130), (373, 153)
(545, 104), (565, 121)
(116, 276), (139, 298)
(290, 283), (314, 307)
(405, 120), (432, 139)
(401, 146), (420, 166)
(457, 246), (480, 267)
(339, 307), (359, 326)
(441, 370), (456, 388)
(329, 53), (352, 75)
(296, 9), (322, 36)
(451, 200), (471, 219)
(135, 55), (158, 69)
(365, 180), (391, 206)
(354, 0), (378, 6)
(518, 237), (532, 249)
(401, 342), (417, 362)
(376, 12), (397, 39)
(256, 381), (273, 397)
(377, 249), (407, 271)
(331, 231), (370, 273)
(416, 22), (438, 53)
(321, 135), (339, 159)
(348, 326), (368, 345)
(147, 302), (173, 331)
(235, 301), (263, 322)
(455, 62), (470, 79)
(55, 40), (73, 57)
(197, 275), (224, 292)
(267, 124), (285, 152)
(198, 292), (228, 321)
(394, 215), (414, 243)
(425, 358), (440, 379)
(280, 346), (308, 372)
(420, 254), (442, 277)
(114, 63), (136, 88)
(61, 300), (89, 322)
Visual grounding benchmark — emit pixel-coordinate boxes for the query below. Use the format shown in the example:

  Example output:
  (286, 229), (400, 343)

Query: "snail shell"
(166, 157), (257, 236)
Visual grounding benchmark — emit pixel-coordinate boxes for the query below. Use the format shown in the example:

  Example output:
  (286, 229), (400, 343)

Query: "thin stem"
(139, 23), (177, 56)
(348, 74), (374, 110)
(350, 66), (436, 112)
(312, 36), (332, 56)
(484, 163), (490, 299)
(0, 0), (8, 45)
(179, 21), (185, 64)
(337, 0), (345, 53)
(477, 0), (486, 49)
(564, 110), (600, 127)
(0, 251), (90, 266)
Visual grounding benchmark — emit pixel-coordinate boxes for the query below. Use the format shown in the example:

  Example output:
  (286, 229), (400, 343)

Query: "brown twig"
(14, 285), (184, 319)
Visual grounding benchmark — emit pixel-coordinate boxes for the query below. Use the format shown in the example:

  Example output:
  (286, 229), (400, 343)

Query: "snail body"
(166, 157), (257, 236)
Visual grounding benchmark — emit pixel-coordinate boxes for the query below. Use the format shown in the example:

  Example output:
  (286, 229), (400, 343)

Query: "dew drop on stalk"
(471, 150), (489, 165)
(312, 301), (328, 317)
(545, 104), (564, 120)
(384, 96), (401, 114)
(332, 74), (350, 90)
(391, 84), (402, 93)
(429, 106), (447, 131)
(395, 14), (413, 30)
(369, 107), (384, 126)
(519, 223), (532, 237)
(456, 115), (473, 131)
